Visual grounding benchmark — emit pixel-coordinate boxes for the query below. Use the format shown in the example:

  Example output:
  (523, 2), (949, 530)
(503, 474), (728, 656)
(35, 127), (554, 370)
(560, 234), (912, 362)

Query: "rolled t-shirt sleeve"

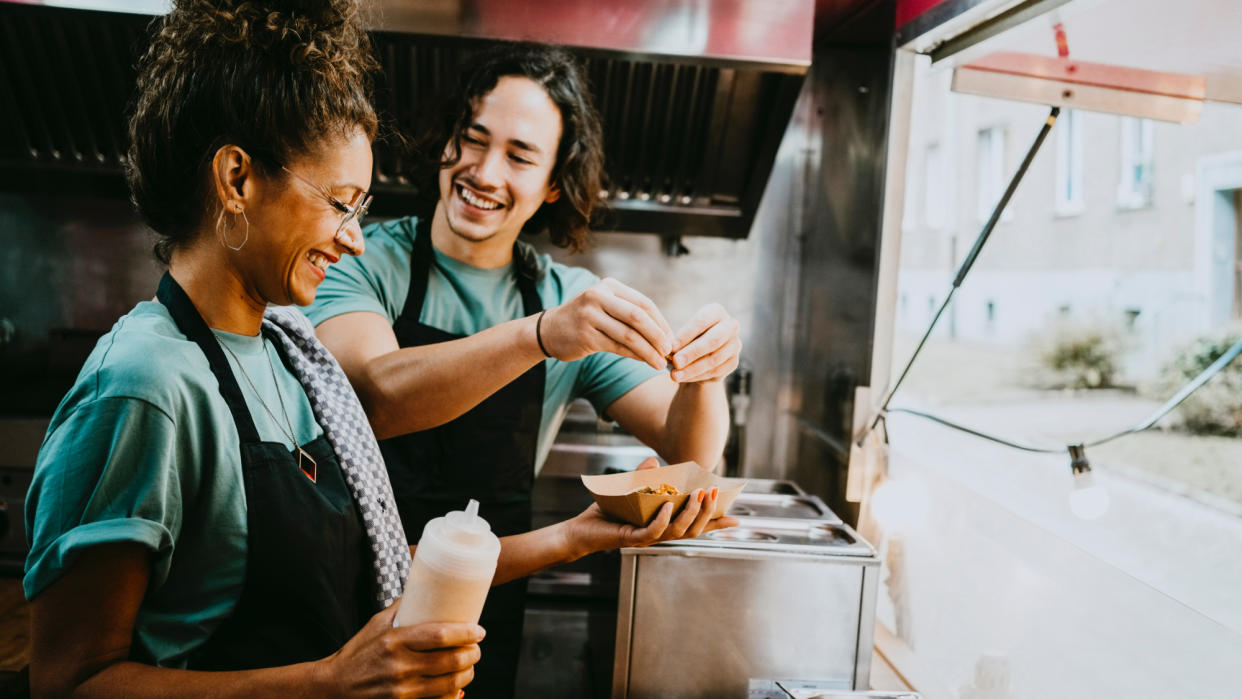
(24, 397), (188, 599)
(575, 352), (661, 418)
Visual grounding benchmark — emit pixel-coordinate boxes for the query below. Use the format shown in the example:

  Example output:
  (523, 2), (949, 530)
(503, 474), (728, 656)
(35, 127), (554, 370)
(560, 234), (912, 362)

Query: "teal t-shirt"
(303, 216), (659, 471)
(23, 301), (323, 667)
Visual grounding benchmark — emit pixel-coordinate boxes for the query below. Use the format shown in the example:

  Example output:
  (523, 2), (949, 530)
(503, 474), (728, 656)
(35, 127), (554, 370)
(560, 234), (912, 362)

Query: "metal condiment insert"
(728, 492), (842, 523)
(656, 519), (874, 557)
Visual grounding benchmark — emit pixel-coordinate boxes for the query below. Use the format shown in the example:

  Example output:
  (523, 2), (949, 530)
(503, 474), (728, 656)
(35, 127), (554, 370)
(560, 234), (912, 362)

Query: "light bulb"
(1068, 470), (1111, 520)
(1066, 444), (1110, 520)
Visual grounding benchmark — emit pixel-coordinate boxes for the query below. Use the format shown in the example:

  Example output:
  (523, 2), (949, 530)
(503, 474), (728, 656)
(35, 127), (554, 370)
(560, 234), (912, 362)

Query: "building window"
(1055, 109), (1084, 215)
(924, 143), (947, 230)
(1117, 117), (1154, 209)
(976, 127), (1011, 222)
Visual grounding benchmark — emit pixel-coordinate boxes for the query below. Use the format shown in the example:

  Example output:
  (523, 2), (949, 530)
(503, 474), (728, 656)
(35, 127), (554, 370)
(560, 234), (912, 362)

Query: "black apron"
(380, 220), (545, 698)
(154, 273), (377, 670)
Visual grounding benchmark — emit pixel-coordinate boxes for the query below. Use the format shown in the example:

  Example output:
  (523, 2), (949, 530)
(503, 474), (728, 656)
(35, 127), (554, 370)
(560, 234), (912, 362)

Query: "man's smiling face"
(438, 75), (563, 248)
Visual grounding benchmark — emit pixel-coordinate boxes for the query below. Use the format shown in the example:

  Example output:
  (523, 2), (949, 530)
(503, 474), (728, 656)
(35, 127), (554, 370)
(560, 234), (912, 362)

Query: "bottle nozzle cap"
(416, 499), (501, 578)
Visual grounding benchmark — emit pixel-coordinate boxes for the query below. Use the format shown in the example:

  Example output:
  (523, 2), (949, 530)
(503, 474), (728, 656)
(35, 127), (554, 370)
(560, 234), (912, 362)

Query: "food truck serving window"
(864, 1), (1242, 696)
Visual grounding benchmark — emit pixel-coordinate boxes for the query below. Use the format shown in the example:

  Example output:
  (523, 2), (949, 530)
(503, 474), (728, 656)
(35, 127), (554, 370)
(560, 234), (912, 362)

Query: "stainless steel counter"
(613, 520), (880, 698)
(748, 684), (920, 699)
(525, 421), (867, 699)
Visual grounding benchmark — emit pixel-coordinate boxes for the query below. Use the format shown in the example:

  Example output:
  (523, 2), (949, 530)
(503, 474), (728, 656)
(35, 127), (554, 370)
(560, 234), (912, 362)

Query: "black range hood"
(0, 0), (811, 239)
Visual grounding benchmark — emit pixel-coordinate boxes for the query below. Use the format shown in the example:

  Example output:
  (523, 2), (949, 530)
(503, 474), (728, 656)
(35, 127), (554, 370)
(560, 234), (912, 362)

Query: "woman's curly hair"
(410, 42), (606, 253)
(126, 0), (380, 263)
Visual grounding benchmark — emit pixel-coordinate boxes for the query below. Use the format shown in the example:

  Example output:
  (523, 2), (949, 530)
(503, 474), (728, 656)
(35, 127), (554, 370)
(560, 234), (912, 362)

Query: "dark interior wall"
(0, 194), (160, 415)
(746, 1), (896, 522)
(791, 44), (893, 523)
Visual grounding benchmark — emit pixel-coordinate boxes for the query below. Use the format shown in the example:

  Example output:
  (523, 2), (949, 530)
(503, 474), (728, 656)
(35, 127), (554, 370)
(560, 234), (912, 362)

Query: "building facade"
(897, 60), (1242, 378)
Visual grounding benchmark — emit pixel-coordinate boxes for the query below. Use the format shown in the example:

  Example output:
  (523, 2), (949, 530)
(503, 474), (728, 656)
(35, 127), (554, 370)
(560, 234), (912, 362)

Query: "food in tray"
(635, 483), (681, 496)
(581, 461), (745, 526)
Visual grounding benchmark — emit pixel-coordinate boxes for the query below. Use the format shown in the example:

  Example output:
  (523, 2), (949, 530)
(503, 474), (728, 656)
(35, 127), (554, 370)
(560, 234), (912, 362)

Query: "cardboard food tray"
(581, 461), (746, 527)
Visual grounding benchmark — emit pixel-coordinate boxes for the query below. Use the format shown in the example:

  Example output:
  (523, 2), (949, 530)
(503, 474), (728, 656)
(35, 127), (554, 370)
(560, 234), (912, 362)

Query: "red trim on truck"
(896, 0), (953, 28)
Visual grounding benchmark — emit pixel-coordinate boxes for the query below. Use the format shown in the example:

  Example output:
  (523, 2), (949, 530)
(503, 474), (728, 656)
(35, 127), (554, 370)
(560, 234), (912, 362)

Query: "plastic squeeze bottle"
(394, 499), (501, 627)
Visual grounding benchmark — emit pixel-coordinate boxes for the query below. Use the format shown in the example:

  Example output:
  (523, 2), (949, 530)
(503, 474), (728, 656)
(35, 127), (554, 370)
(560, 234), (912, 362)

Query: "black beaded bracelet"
(535, 310), (552, 358)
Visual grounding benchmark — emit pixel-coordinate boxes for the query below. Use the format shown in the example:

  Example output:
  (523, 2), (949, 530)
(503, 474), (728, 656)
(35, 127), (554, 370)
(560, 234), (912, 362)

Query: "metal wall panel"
(743, 3), (896, 522)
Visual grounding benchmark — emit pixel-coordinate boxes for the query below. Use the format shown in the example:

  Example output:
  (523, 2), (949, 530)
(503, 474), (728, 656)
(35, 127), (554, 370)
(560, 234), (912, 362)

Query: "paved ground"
(875, 335), (1242, 697)
(888, 335), (1242, 512)
(881, 415), (1242, 698)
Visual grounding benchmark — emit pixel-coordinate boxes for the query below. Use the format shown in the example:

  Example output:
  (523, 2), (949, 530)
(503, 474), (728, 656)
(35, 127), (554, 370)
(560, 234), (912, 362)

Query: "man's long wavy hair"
(410, 42), (605, 253)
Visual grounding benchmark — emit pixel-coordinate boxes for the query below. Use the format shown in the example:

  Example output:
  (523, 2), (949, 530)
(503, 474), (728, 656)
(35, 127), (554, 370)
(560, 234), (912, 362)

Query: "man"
(306, 43), (741, 696)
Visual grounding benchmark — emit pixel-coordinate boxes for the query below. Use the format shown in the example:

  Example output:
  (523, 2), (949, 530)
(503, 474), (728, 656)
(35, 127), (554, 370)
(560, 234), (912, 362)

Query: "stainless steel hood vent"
(0, 1), (811, 239)
(0, 5), (144, 197)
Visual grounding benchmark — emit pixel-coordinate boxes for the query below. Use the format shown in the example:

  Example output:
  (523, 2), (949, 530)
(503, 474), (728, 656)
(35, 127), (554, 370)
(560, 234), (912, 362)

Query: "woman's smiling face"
(242, 127), (373, 307)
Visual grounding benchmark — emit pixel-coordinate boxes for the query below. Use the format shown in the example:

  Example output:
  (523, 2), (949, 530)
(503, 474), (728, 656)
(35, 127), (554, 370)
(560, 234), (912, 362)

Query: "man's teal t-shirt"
(303, 216), (660, 471)
(23, 301), (323, 667)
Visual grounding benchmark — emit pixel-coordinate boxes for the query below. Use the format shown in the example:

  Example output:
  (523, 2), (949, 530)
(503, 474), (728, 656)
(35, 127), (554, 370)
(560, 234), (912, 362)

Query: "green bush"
(1158, 331), (1242, 437)
(1034, 320), (1121, 389)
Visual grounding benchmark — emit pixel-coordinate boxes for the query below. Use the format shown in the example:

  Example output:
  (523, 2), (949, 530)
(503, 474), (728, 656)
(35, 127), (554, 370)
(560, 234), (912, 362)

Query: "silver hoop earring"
(217, 207), (250, 251)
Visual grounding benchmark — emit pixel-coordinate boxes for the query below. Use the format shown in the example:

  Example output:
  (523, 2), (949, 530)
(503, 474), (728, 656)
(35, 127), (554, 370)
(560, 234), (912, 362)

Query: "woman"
(24, 2), (729, 697)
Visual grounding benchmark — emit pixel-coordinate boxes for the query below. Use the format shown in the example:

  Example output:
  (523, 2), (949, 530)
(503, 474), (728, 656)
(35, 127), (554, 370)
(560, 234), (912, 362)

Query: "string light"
(1067, 444), (1111, 520)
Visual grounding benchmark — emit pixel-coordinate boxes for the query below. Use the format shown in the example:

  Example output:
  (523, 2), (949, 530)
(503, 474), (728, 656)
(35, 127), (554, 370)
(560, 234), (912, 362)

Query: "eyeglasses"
(281, 165), (372, 247)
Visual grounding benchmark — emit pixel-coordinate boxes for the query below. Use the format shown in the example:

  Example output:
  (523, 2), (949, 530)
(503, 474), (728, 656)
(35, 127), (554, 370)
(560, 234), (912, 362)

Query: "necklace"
(217, 336), (318, 483)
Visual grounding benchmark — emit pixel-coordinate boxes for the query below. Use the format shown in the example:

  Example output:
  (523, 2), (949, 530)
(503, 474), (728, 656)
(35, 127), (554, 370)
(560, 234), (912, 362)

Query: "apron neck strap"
(410, 217), (543, 318)
(156, 272), (263, 443)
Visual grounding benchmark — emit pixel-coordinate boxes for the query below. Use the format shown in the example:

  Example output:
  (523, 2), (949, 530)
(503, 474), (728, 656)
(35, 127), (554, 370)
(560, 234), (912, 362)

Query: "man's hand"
(668, 303), (741, 383)
(540, 278), (674, 371)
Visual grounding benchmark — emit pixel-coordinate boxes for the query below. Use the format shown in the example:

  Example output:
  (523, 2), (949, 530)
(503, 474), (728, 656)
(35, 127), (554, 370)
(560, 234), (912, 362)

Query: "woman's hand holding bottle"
(317, 604), (483, 698)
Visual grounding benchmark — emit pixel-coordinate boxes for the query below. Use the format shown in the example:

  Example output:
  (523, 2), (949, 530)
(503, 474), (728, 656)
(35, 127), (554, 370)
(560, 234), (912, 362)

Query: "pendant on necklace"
(296, 446), (318, 483)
